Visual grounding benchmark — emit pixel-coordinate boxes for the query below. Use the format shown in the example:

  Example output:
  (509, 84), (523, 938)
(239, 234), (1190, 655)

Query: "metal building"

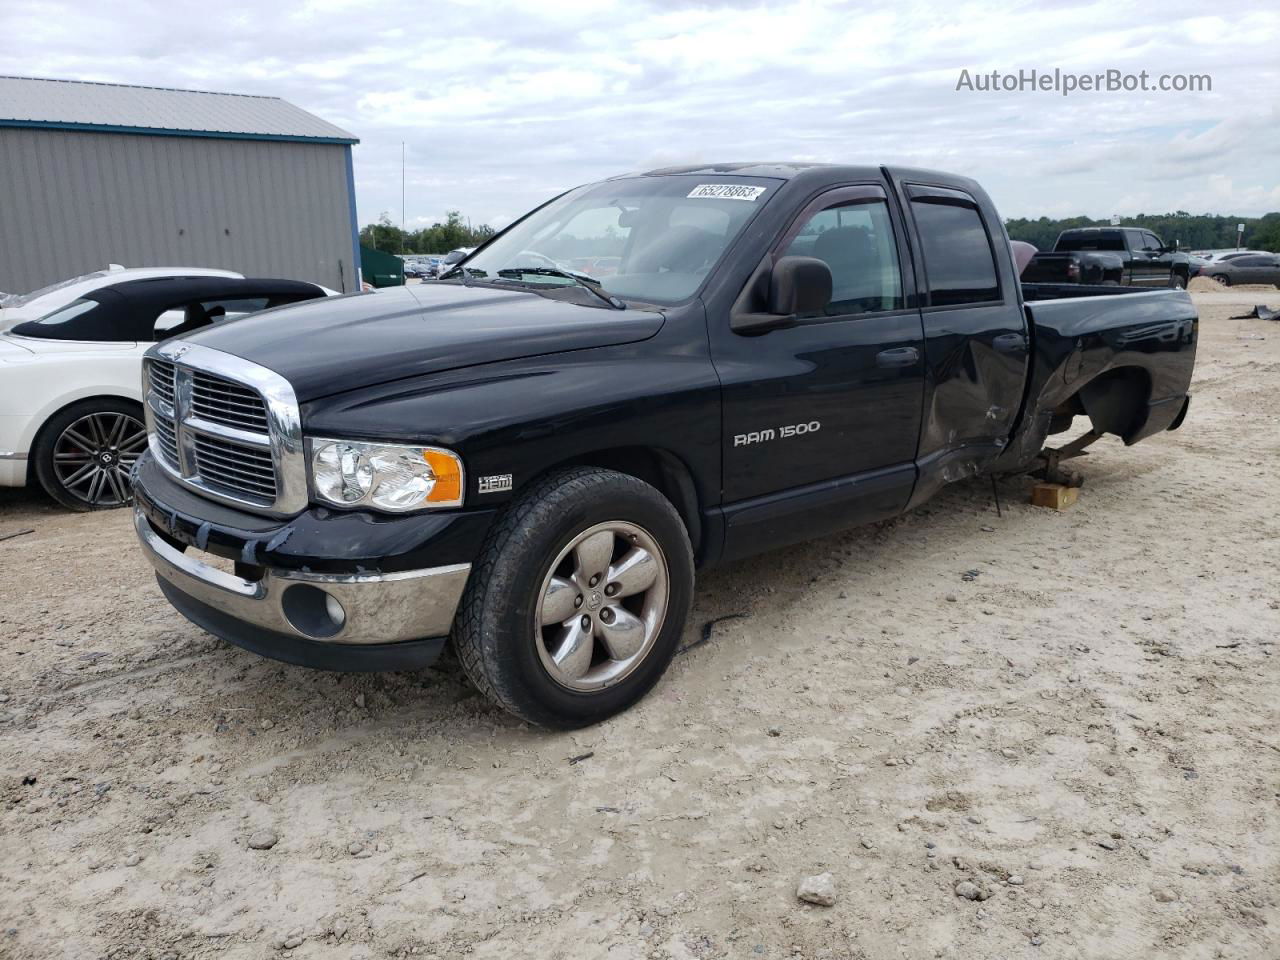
(0, 76), (361, 294)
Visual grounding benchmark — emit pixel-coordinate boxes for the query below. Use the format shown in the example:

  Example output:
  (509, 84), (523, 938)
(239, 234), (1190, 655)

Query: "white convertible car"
(0, 268), (330, 510)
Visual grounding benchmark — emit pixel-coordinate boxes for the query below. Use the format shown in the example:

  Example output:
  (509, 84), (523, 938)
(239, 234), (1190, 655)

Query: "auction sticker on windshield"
(687, 184), (767, 201)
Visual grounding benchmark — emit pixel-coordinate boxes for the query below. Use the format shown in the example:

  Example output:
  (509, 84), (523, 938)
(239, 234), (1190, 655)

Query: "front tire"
(1212, 274), (1231, 286)
(33, 398), (148, 511)
(1170, 272), (1187, 289)
(452, 467), (694, 728)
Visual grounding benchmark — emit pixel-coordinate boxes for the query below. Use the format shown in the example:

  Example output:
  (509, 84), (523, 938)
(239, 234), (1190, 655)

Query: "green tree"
(1251, 214), (1280, 252)
(359, 213), (407, 255)
(387, 212), (489, 254)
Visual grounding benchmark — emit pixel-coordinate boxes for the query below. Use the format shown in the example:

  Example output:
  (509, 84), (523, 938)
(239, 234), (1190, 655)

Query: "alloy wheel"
(52, 412), (147, 507)
(534, 520), (670, 692)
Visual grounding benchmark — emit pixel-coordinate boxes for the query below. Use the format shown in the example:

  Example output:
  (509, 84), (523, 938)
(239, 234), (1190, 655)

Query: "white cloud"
(2, 0), (1277, 227)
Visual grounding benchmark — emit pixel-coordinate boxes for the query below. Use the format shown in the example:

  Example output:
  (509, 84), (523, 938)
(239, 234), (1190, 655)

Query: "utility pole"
(401, 142), (406, 253)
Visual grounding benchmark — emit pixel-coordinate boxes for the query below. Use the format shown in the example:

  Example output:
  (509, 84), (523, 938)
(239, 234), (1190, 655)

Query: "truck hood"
(182, 283), (665, 402)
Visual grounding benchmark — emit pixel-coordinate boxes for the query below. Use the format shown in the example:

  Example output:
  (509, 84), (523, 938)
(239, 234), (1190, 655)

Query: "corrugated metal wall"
(0, 128), (357, 294)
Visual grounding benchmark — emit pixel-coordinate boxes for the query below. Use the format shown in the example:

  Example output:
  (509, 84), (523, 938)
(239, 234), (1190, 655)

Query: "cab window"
(783, 200), (903, 316)
(910, 199), (1000, 306)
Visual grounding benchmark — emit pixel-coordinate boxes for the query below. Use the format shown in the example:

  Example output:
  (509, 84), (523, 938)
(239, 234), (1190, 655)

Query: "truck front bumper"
(135, 508), (470, 671)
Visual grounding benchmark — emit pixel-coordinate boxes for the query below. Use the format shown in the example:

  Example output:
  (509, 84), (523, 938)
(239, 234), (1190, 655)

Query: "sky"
(4, 0), (1278, 230)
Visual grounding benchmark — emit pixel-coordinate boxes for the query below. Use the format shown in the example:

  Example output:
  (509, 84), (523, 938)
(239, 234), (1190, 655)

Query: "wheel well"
(27, 394), (144, 483)
(1076, 367), (1152, 442)
(546, 447), (702, 552)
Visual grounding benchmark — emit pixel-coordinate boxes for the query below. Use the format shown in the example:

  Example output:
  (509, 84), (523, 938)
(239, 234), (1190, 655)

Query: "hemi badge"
(478, 474), (513, 494)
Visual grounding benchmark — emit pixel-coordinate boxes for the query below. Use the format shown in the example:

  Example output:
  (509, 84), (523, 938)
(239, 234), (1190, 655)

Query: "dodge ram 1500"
(131, 163), (1197, 727)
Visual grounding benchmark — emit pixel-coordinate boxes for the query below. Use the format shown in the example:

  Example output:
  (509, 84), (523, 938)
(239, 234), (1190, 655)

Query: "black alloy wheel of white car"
(33, 398), (148, 511)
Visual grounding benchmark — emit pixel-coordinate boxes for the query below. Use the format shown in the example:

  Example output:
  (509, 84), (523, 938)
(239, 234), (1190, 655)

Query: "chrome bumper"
(134, 508), (470, 645)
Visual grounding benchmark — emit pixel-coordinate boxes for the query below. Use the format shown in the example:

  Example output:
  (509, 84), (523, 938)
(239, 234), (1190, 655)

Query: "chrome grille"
(193, 434), (277, 502)
(191, 371), (269, 433)
(149, 360), (176, 407)
(152, 413), (179, 467)
(142, 343), (305, 516)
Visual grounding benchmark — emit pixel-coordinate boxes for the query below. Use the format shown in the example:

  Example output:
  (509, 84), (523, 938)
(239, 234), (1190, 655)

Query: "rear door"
(892, 179), (1030, 487)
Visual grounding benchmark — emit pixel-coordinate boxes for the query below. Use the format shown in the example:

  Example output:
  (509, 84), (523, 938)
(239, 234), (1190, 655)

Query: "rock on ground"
(796, 873), (837, 906)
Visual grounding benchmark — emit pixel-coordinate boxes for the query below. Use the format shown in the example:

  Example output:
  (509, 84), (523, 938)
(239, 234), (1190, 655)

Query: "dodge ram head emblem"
(478, 474), (513, 494)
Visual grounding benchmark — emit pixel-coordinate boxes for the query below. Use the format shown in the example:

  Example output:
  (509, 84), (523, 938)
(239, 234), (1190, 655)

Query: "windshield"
(450, 175), (777, 303)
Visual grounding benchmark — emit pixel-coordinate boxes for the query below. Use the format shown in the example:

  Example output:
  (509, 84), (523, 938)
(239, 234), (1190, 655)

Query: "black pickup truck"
(1023, 227), (1193, 288)
(131, 163), (1197, 727)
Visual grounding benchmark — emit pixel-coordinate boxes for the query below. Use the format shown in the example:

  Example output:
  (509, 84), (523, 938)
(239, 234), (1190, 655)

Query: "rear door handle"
(993, 333), (1027, 354)
(875, 346), (920, 368)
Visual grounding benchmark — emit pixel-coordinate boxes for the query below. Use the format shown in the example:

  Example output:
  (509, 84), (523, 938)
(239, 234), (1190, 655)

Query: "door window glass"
(783, 200), (903, 315)
(911, 200), (1000, 306)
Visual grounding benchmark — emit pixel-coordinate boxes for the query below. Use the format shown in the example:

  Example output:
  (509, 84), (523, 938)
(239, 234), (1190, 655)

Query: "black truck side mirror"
(732, 256), (833, 334)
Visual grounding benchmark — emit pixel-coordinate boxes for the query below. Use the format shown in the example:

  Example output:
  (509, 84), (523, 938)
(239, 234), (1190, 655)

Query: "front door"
(711, 183), (925, 511)
(1134, 231), (1169, 285)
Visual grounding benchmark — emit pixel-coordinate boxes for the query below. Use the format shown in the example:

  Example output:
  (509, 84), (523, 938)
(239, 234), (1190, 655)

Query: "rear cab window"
(908, 189), (1001, 306)
(1055, 231), (1125, 252)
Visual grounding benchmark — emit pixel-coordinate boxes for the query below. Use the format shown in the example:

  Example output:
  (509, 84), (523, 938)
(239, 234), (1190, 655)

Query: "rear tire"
(33, 398), (147, 512)
(1170, 273), (1187, 289)
(452, 466), (694, 728)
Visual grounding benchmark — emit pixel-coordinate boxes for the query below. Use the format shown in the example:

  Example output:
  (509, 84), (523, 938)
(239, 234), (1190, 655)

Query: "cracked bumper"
(135, 507), (470, 671)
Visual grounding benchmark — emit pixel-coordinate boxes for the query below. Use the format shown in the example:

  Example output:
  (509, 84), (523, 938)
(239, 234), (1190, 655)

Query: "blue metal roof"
(0, 75), (358, 144)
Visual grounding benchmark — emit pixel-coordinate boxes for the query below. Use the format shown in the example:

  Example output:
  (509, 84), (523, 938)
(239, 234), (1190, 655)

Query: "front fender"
(298, 329), (723, 516)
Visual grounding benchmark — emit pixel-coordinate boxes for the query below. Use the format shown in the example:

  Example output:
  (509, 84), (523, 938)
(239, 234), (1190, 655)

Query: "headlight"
(309, 439), (464, 512)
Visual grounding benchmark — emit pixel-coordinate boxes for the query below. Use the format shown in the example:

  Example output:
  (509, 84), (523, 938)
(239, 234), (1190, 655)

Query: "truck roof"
(610, 162), (981, 192)
(630, 162), (838, 178)
(1060, 227), (1145, 235)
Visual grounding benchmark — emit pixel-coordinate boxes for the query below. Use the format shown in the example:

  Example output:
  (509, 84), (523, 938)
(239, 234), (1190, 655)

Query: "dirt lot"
(1, 291), (1277, 960)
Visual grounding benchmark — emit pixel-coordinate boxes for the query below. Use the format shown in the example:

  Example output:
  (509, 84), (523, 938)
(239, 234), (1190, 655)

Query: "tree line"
(1005, 212), (1280, 253)
(359, 211), (497, 256)
(362, 209), (1280, 257)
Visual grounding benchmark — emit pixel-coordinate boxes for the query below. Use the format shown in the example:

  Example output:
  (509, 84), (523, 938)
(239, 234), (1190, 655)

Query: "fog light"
(281, 584), (345, 639)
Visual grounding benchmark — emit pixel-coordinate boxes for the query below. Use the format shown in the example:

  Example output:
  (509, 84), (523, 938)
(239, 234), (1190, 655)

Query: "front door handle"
(993, 333), (1027, 354)
(876, 346), (920, 368)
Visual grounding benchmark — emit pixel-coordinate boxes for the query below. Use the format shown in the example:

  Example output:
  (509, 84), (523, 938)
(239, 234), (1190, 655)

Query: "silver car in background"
(1203, 253), (1280, 287)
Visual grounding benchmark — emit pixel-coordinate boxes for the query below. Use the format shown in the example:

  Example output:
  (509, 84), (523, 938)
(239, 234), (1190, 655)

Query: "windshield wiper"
(442, 265), (485, 283)
(495, 268), (626, 310)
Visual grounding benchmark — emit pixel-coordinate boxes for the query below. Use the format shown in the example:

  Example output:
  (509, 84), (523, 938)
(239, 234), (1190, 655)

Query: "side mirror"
(732, 256), (832, 334)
